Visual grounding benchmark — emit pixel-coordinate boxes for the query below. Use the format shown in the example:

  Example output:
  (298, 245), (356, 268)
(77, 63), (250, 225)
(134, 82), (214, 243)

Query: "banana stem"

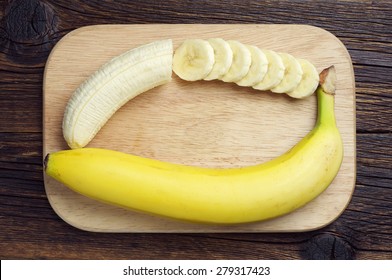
(316, 66), (337, 127)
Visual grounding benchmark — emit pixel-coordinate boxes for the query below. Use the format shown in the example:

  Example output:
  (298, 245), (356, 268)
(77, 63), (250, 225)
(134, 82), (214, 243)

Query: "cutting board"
(43, 24), (356, 232)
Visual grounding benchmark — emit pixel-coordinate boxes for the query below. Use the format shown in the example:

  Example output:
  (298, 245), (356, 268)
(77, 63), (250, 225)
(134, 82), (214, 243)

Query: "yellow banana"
(44, 66), (343, 224)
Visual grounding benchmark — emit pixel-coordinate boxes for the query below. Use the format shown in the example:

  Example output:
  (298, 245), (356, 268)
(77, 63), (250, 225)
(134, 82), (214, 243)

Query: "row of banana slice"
(173, 38), (319, 99)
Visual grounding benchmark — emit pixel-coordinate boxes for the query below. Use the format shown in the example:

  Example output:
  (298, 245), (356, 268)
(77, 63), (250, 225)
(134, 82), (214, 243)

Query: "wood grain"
(1, 0), (391, 259)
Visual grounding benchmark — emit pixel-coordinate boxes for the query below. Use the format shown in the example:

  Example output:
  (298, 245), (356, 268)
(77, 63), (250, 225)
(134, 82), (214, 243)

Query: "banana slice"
(287, 58), (319, 99)
(236, 45), (268, 87)
(172, 39), (214, 81)
(204, 38), (233, 81)
(270, 53), (303, 94)
(220, 40), (251, 83)
(252, 50), (285, 91)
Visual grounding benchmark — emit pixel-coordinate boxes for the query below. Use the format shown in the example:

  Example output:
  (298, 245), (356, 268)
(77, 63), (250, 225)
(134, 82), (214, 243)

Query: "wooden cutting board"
(43, 24), (356, 232)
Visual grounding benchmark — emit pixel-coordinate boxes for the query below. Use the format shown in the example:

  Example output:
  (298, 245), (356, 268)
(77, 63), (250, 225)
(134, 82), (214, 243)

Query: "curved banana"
(62, 40), (173, 149)
(45, 66), (343, 224)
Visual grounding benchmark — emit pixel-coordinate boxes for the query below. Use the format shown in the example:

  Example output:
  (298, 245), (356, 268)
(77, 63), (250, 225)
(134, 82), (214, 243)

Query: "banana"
(236, 45), (268, 87)
(204, 38), (233, 81)
(220, 40), (252, 83)
(45, 66), (343, 224)
(172, 38), (318, 98)
(252, 49), (285, 91)
(270, 53), (303, 94)
(287, 58), (319, 99)
(62, 39), (173, 149)
(172, 39), (214, 81)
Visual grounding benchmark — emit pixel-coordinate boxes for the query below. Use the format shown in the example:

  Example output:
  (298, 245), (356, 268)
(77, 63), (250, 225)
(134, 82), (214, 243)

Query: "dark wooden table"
(1, 0), (391, 260)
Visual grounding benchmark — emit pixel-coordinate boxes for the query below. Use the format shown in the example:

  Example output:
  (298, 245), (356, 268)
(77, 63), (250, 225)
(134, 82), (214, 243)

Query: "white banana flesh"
(236, 45), (268, 87)
(172, 39), (214, 81)
(252, 49), (285, 91)
(62, 39), (173, 149)
(287, 58), (319, 99)
(172, 38), (319, 99)
(204, 38), (233, 81)
(220, 40), (252, 82)
(270, 53), (303, 94)
(63, 38), (321, 150)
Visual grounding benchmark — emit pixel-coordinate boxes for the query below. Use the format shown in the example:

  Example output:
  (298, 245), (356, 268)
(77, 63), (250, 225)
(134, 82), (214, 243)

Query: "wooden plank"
(42, 24), (356, 232)
(1, 0), (391, 260)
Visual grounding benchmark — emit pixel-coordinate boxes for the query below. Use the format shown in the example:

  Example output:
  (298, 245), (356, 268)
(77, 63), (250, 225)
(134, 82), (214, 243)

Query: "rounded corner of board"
(310, 26), (353, 60)
(46, 196), (101, 233)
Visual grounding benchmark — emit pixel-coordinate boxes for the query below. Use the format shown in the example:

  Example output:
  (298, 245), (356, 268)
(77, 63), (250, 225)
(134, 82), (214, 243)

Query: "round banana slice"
(173, 39), (214, 81)
(287, 59), (319, 99)
(204, 38), (233, 81)
(236, 45), (268, 87)
(220, 40), (251, 83)
(252, 50), (285, 91)
(271, 53), (303, 94)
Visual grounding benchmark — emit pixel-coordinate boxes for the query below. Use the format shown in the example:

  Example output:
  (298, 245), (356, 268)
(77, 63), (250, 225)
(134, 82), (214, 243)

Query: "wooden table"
(1, 0), (391, 259)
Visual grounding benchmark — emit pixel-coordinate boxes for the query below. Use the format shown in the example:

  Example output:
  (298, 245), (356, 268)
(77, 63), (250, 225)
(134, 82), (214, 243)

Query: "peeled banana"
(62, 39), (173, 149)
(45, 66), (343, 224)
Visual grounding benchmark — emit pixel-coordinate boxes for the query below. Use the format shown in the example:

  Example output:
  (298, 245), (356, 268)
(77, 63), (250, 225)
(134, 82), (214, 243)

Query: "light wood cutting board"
(43, 24), (356, 232)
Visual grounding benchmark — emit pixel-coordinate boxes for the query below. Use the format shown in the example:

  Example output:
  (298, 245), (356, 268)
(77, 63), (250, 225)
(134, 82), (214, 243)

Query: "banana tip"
(319, 65), (336, 95)
(43, 153), (49, 172)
